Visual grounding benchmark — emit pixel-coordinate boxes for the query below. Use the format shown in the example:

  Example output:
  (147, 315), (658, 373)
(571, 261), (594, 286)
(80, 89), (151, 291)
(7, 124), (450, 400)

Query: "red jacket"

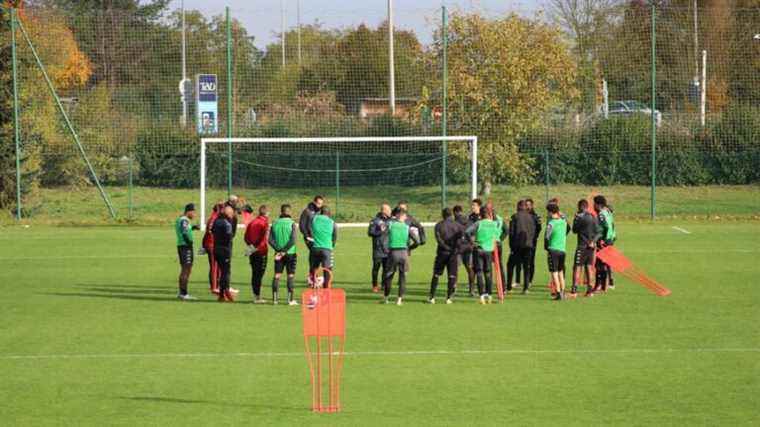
(202, 211), (218, 250)
(244, 215), (269, 256)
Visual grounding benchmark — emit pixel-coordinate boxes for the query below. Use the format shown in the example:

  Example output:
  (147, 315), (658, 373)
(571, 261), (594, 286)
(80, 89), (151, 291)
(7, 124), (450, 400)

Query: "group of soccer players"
(173, 193), (616, 305)
(368, 195), (617, 305)
(174, 195), (337, 304)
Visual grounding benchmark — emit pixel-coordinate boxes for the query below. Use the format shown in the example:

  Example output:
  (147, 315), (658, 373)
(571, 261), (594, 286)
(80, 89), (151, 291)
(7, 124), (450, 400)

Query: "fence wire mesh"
(1, 2), (758, 223)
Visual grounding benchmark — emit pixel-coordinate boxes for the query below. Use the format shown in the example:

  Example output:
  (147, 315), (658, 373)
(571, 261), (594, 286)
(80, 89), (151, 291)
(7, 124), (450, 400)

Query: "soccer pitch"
(0, 222), (758, 425)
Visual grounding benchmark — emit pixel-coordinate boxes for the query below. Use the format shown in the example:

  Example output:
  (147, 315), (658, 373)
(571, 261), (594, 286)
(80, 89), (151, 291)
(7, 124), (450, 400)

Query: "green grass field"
(7, 184), (760, 225)
(1, 220), (759, 425)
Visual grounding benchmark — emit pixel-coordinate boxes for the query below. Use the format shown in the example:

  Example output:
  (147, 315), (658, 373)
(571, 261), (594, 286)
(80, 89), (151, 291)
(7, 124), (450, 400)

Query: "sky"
(166, 0), (545, 48)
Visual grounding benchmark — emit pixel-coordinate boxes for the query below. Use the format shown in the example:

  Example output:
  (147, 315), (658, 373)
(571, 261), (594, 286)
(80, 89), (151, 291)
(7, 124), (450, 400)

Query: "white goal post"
(199, 136), (478, 229)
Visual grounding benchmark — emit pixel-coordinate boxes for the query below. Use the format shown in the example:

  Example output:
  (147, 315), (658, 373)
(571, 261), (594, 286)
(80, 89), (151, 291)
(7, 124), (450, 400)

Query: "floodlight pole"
(11, 8), (21, 220)
(281, 0), (286, 67)
(441, 5), (448, 209)
(700, 50), (706, 127)
(226, 6), (233, 198)
(181, 0), (188, 127)
(388, 0), (396, 115)
(650, 2), (657, 220)
(297, 0), (302, 65)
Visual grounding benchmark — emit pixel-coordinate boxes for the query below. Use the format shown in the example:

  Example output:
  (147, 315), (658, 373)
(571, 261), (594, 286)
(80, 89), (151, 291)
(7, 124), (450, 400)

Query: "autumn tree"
(0, 1), (93, 213)
(436, 13), (579, 193)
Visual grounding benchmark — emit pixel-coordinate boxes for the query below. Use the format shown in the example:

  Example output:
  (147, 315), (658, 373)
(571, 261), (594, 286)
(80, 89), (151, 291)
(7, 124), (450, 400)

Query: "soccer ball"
(307, 294), (319, 310)
(409, 226), (420, 243)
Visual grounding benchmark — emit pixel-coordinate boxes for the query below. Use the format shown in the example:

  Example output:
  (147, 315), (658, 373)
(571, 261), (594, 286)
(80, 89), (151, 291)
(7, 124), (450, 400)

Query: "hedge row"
(133, 106), (760, 188)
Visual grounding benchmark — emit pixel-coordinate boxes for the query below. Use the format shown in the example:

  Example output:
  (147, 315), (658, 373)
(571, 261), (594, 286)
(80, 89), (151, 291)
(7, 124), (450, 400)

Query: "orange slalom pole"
(492, 245), (504, 302)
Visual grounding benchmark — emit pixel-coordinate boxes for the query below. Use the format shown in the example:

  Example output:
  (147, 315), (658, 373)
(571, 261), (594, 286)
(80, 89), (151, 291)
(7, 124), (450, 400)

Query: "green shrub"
(134, 123), (199, 188)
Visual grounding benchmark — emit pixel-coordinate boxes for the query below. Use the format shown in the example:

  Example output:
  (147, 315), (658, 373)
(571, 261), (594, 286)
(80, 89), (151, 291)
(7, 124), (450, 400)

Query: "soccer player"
(309, 206), (337, 287)
(396, 200), (426, 274)
(525, 198), (542, 289)
(368, 203), (391, 293)
(460, 199), (482, 296)
(397, 201), (426, 246)
(299, 195), (324, 248)
(212, 206), (236, 302)
(428, 207), (464, 304)
(466, 205), (501, 304)
(593, 195), (617, 293)
(572, 199), (599, 297)
(545, 201), (568, 300)
(383, 208), (420, 305)
(202, 201), (224, 294)
(244, 205), (270, 303)
(507, 200), (536, 294)
(175, 203), (200, 301)
(268, 204), (299, 305)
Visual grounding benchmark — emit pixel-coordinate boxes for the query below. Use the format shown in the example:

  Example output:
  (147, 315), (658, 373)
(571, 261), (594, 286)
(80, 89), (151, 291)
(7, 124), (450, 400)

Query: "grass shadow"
(114, 396), (306, 412)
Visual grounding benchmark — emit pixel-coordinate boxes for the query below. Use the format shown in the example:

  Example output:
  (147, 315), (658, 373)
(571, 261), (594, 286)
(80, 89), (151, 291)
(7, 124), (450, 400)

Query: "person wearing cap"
(175, 203), (200, 301)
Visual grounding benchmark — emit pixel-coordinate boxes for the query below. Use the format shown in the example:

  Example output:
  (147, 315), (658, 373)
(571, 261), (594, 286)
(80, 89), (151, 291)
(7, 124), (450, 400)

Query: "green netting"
(1, 3), (758, 224)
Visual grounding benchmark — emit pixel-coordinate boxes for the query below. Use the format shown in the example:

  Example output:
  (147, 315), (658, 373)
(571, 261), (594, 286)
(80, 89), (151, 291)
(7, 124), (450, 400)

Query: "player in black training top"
(572, 199), (599, 297)
(428, 207), (465, 304)
(367, 203), (391, 293)
(459, 199), (482, 296)
(212, 206), (236, 302)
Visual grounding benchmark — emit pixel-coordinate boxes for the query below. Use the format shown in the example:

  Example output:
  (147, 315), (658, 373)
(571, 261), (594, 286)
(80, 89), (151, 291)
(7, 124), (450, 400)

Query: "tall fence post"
(226, 6), (233, 198)
(650, 3), (657, 220)
(544, 149), (550, 202)
(441, 5), (448, 210)
(10, 8), (21, 220)
(335, 151), (340, 219)
(128, 156), (133, 220)
(16, 16), (116, 219)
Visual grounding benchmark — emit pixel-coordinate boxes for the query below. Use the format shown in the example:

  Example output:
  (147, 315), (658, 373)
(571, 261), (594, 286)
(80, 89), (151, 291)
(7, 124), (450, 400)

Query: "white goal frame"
(199, 136), (478, 229)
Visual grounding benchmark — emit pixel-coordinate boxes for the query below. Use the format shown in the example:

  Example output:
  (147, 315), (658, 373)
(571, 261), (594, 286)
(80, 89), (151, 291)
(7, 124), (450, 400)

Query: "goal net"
(200, 136), (478, 227)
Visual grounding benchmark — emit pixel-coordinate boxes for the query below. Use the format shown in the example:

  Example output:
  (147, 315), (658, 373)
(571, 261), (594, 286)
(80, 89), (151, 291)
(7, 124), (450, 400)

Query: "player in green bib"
(544, 202), (569, 300)
(466, 205), (501, 304)
(382, 208), (420, 305)
(268, 204), (299, 305)
(174, 203), (199, 301)
(308, 207), (337, 288)
(593, 195), (616, 292)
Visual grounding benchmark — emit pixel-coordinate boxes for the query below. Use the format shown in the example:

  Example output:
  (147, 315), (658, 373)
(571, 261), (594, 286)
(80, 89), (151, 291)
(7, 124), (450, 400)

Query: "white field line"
(672, 226), (692, 234)
(0, 248), (757, 261)
(1, 348), (758, 361)
(234, 222), (437, 229)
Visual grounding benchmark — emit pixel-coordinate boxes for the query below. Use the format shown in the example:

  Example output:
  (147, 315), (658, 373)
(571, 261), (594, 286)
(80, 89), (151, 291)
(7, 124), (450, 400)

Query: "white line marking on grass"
(0, 249), (755, 262)
(672, 226), (692, 234)
(1, 348), (758, 361)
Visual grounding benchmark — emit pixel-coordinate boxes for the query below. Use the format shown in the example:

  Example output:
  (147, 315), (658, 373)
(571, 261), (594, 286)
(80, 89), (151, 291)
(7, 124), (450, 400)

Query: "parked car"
(607, 100), (662, 127)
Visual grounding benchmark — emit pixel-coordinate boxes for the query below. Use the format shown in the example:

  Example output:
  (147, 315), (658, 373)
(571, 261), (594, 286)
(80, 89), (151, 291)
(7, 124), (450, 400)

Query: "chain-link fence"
(1, 2), (758, 224)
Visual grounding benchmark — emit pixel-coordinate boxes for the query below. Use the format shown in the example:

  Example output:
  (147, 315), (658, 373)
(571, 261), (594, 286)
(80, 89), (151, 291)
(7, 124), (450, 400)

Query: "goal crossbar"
(200, 136), (478, 229)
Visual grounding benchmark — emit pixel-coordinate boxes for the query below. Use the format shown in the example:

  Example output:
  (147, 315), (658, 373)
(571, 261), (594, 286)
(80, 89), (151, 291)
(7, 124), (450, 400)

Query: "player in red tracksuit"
(245, 205), (270, 302)
(203, 202), (225, 294)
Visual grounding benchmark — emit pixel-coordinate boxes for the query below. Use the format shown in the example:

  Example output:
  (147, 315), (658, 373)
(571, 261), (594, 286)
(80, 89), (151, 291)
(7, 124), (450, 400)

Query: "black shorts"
(574, 247), (595, 267)
(547, 250), (566, 273)
(275, 253), (297, 275)
(177, 245), (193, 266)
(387, 249), (409, 274)
(474, 249), (493, 274)
(460, 249), (473, 268)
(309, 248), (333, 270)
(433, 252), (458, 276)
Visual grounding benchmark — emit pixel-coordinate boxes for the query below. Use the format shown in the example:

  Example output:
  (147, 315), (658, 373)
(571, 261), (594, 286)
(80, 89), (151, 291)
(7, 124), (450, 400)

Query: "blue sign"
(195, 74), (218, 135)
